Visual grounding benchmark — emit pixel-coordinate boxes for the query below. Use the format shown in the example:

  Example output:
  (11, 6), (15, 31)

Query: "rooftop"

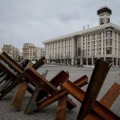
(43, 23), (120, 44)
(97, 6), (112, 15)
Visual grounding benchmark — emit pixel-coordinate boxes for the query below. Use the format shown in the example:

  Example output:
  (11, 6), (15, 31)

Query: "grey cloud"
(0, 0), (120, 51)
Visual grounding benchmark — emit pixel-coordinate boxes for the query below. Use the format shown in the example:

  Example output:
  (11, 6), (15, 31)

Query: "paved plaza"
(0, 65), (120, 120)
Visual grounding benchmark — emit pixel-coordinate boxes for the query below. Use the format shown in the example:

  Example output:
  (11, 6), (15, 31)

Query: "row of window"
(77, 47), (114, 56)
(47, 52), (71, 58)
(81, 30), (112, 41)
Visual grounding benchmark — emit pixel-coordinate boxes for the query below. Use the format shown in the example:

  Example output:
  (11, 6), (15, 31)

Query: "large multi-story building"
(44, 6), (120, 67)
(2, 44), (19, 61)
(22, 43), (44, 61)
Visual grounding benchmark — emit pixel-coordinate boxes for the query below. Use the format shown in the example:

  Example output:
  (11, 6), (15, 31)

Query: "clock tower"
(97, 6), (112, 25)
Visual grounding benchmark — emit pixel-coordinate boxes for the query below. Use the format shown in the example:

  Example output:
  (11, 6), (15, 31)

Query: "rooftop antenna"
(83, 26), (85, 30)
(87, 24), (89, 28)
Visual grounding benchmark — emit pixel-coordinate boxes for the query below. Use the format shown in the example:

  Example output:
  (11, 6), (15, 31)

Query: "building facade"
(2, 44), (19, 61)
(44, 6), (120, 67)
(22, 43), (44, 61)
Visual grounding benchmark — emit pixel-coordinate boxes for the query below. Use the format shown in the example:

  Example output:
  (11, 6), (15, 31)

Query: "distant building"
(44, 6), (120, 67)
(19, 52), (24, 62)
(37, 47), (45, 59)
(22, 43), (44, 61)
(2, 44), (19, 61)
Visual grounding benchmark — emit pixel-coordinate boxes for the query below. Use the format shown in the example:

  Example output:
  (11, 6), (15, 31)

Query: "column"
(80, 58), (83, 65)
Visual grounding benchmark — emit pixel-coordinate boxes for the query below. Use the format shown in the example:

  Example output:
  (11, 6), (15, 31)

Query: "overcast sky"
(0, 0), (120, 52)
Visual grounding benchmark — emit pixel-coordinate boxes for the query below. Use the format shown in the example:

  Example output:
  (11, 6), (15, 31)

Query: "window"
(107, 18), (110, 23)
(100, 18), (104, 24)
(77, 47), (81, 56)
(106, 47), (112, 54)
(118, 33), (120, 40)
(106, 30), (112, 38)
(119, 41), (120, 47)
(106, 39), (112, 46)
